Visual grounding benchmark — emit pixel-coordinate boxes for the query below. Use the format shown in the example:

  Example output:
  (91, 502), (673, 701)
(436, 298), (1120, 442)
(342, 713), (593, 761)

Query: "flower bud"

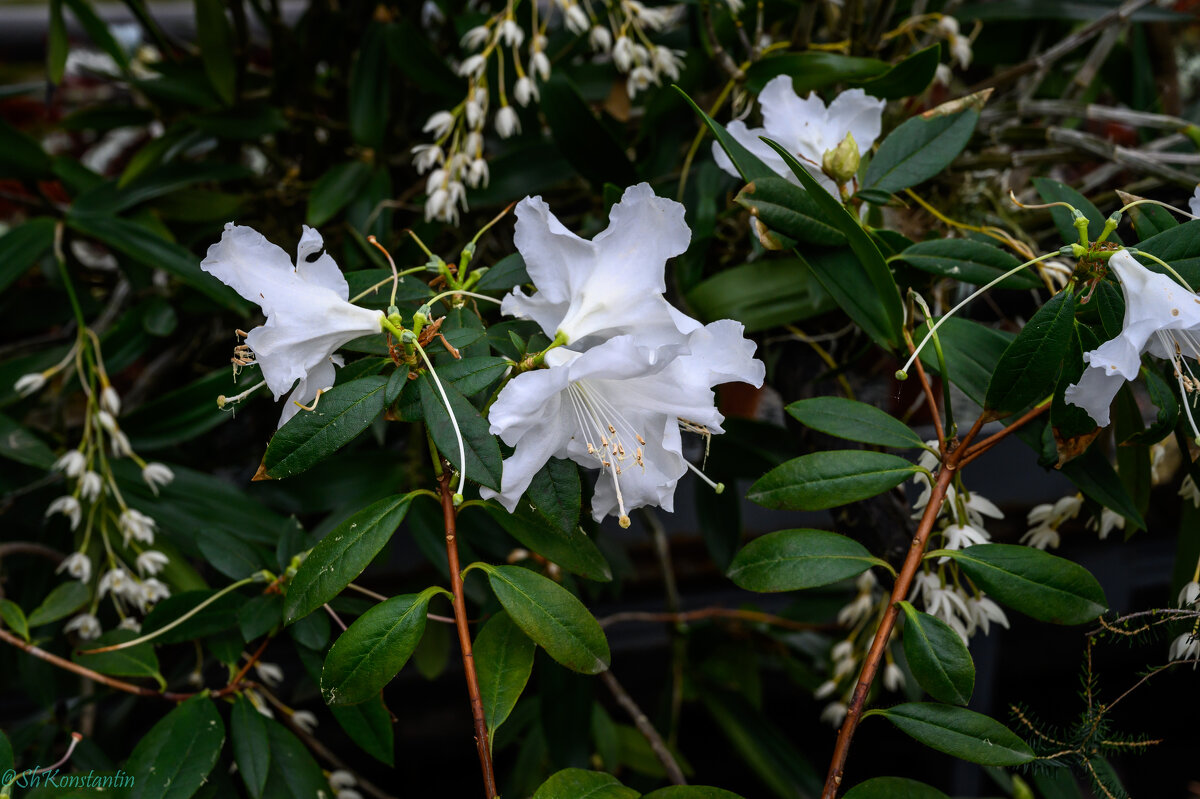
(589, 26), (612, 52)
(495, 106), (521, 139)
(14, 372), (46, 396)
(821, 131), (860, 188)
(514, 76), (538, 106)
(101, 385), (121, 415)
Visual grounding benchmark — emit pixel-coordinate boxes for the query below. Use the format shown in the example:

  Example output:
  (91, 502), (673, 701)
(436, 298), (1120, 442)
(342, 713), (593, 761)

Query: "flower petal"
(1064, 363), (1125, 427)
(295, 226), (350, 299)
(823, 88), (886, 153)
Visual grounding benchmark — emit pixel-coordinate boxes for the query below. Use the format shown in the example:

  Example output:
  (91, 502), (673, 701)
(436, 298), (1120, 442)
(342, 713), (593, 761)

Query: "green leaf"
(0, 120), (52, 182)
(66, 211), (248, 311)
(643, 789), (747, 799)
(1033, 177), (1121, 246)
(195, 0), (237, 104)
(1127, 367), (1178, 446)
(745, 52), (889, 93)
(331, 695), (395, 766)
(306, 161), (372, 227)
(894, 238), (1041, 289)
(1134, 219), (1200, 289)
(1128, 200), (1177, 240)
(0, 217), (55, 295)
(62, 0), (131, 71)
(123, 370), (236, 450)
(0, 599), (30, 641)
(260, 717), (330, 799)
(852, 44), (942, 100)
(527, 457), (582, 535)
(124, 696), (225, 799)
(474, 253), (530, 293)
(941, 543), (1107, 624)
(481, 564), (610, 675)
(48, 0), (68, 84)
(761, 139), (904, 349)
(676, 88), (774, 184)
(532, 769), (638, 799)
(73, 162), (251, 215)
(0, 728), (12, 777)
(0, 413), (57, 469)
(540, 74), (636, 190)
(727, 529), (879, 592)
(483, 504), (611, 582)
(197, 529), (265, 580)
(264, 376), (388, 478)
(141, 589), (241, 643)
(321, 587), (438, 705)
(419, 373), (503, 491)
(735, 177), (846, 246)
(748, 450), (919, 511)
(898, 602), (974, 705)
(685, 258), (835, 332)
(27, 581), (90, 627)
(864, 108), (980, 194)
(231, 694), (271, 799)
(787, 397), (926, 449)
(843, 777), (950, 799)
(349, 22), (391, 149)
(284, 494), (410, 623)
(1060, 448), (1146, 530)
(383, 21), (464, 100)
(475, 611), (536, 740)
(867, 703), (1034, 766)
(916, 317), (1013, 407)
(985, 289), (1076, 414)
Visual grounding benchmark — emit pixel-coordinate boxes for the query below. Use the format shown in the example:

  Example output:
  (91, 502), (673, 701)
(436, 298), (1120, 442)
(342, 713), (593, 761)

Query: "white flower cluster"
(413, 0), (688, 225)
(482, 183), (765, 526)
(20, 353), (178, 640)
(1170, 579), (1200, 666)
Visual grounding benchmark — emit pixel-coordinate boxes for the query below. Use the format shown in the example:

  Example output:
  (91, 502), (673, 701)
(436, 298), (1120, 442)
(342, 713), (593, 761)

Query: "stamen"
(685, 459), (725, 494)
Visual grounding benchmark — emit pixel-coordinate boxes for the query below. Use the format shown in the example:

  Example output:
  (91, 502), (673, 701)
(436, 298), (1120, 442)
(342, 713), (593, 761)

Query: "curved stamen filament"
(414, 340), (468, 501)
(684, 459), (725, 494)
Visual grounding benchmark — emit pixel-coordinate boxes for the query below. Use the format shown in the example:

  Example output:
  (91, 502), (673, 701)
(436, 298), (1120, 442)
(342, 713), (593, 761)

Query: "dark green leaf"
(475, 611), (536, 740)
(482, 564), (610, 675)
(1060, 448), (1146, 530)
(643, 789), (747, 799)
(0, 413), (57, 469)
(141, 589), (241, 643)
(844, 777), (950, 799)
(1033, 177), (1121, 246)
(894, 238), (1041, 289)
(231, 694), (271, 799)
(238, 594), (283, 642)
(349, 22), (390, 149)
(195, 0), (237, 104)
(1126, 367), (1178, 445)
(48, 0), (68, 84)
(289, 609), (329, 650)
(898, 601), (974, 705)
(864, 109), (980, 194)
(321, 588), (438, 705)
(62, 0), (131, 71)
(941, 543), (1107, 624)
(383, 22), (464, 100)
(745, 53), (889, 93)
(676, 88), (774, 183)
(748, 450), (919, 510)
(0, 217), (55, 294)
(685, 259), (835, 332)
(985, 289), (1076, 414)
(124, 696), (225, 799)
(1129, 200), (1178, 240)
(260, 717), (330, 799)
(852, 44), (942, 100)
(473, 253), (530, 292)
(264, 376), (388, 478)
(27, 581), (90, 627)
(540, 74), (636, 190)
(0, 599), (30, 641)
(483, 504), (610, 582)
(727, 529), (878, 592)
(306, 161), (372, 227)
(123, 370), (236, 450)
(531, 769), (638, 799)
(867, 703), (1034, 766)
(916, 317), (1013, 406)
(735, 177), (846, 246)
(0, 120), (52, 181)
(527, 457), (582, 534)
(419, 373), (503, 491)
(73, 162), (251, 215)
(787, 397), (926, 449)
(198, 529), (265, 580)
(331, 695), (395, 766)
(1134, 219), (1200, 289)
(285, 494), (411, 623)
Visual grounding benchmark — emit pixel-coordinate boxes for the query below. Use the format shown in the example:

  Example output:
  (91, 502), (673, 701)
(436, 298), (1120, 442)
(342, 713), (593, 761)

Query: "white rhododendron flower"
(1065, 249), (1200, 429)
(201, 224), (385, 427)
(503, 184), (696, 347)
(1190, 183), (1200, 218)
(486, 185), (765, 525)
(713, 76), (885, 195)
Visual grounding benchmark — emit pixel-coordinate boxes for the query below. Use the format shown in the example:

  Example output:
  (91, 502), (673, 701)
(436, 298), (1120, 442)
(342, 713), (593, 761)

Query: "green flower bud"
(821, 131), (860, 188)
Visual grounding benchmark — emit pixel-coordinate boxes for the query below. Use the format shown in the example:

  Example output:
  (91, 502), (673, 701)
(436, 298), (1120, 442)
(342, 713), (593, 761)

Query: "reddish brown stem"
(958, 402), (1051, 468)
(908, 340), (945, 451)
(440, 473), (498, 799)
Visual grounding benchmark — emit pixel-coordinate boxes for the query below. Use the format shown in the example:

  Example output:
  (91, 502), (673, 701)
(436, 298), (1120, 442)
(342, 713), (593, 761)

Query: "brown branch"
(600, 670), (687, 786)
(440, 472), (497, 799)
(0, 542), (66, 564)
(598, 608), (827, 631)
(907, 335), (945, 451)
(958, 401), (1051, 467)
(212, 637), (272, 699)
(0, 626), (189, 701)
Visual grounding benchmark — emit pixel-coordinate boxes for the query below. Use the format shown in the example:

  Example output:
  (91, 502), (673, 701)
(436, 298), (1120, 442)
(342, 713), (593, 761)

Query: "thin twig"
(600, 670), (687, 786)
(0, 542), (66, 564)
(958, 401), (1051, 467)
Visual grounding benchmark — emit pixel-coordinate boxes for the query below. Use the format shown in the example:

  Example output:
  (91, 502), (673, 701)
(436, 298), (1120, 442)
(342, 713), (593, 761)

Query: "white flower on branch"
(79, 471), (103, 502)
(142, 462), (175, 494)
(136, 550), (169, 576)
(64, 613), (102, 640)
(1190, 184), (1200, 218)
(713, 77), (886, 196)
(495, 106), (521, 139)
(15, 372), (47, 396)
(965, 595), (1008, 636)
(589, 26), (613, 53)
(1170, 631), (1200, 665)
(1065, 249), (1200, 431)
(118, 508), (157, 546)
(1087, 508), (1125, 540)
(201, 225), (384, 427)
(1179, 580), (1200, 608)
(57, 552), (92, 583)
(53, 450), (86, 478)
(460, 25), (491, 51)
(46, 496), (82, 530)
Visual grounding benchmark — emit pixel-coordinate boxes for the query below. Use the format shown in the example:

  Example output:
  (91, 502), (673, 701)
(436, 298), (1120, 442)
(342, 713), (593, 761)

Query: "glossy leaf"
(124, 695), (225, 799)
(676, 88), (773, 183)
(260, 717), (331, 799)
(0, 217), (55, 295)
(285, 494), (411, 623)
(231, 694), (271, 799)
(735, 177), (845, 246)
(532, 769), (638, 799)
(1134, 219), (1200, 289)
(0, 599), (30, 641)
(0, 120), (52, 181)
(483, 504), (610, 582)
(306, 161), (372, 227)
(419, 374), (503, 491)
(941, 544), (1107, 624)
(141, 590), (241, 643)
(1061, 448), (1146, 530)
(864, 108), (980, 194)
(195, 0), (237, 104)
(867, 703), (1034, 766)
(331, 695), (395, 766)
(685, 259), (835, 332)
(62, 0), (131, 71)
(321, 587), (438, 705)
(916, 317), (1013, 407)
(898, 602), (974, 705)
(763, 139), (905, 350)
(264, 376), (388, 478)
(481, 564), (610, 675)
(985, 289), (1076, 414)
(27, 581), (90, 627)
(1033, 177), (1121, 246)
(844, 777), (950, 799)
(787, 397), (926, 449)
(853, 44), (941, 100)
(894, 238), (1041, 289)
(0, 413), (56, 469)
(475, 611), (536, 740)
(527, 457), (582, 534)
(748, 450), (919, 510)
(745, 52), (889, 93)
(727, 529), (879, 592)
